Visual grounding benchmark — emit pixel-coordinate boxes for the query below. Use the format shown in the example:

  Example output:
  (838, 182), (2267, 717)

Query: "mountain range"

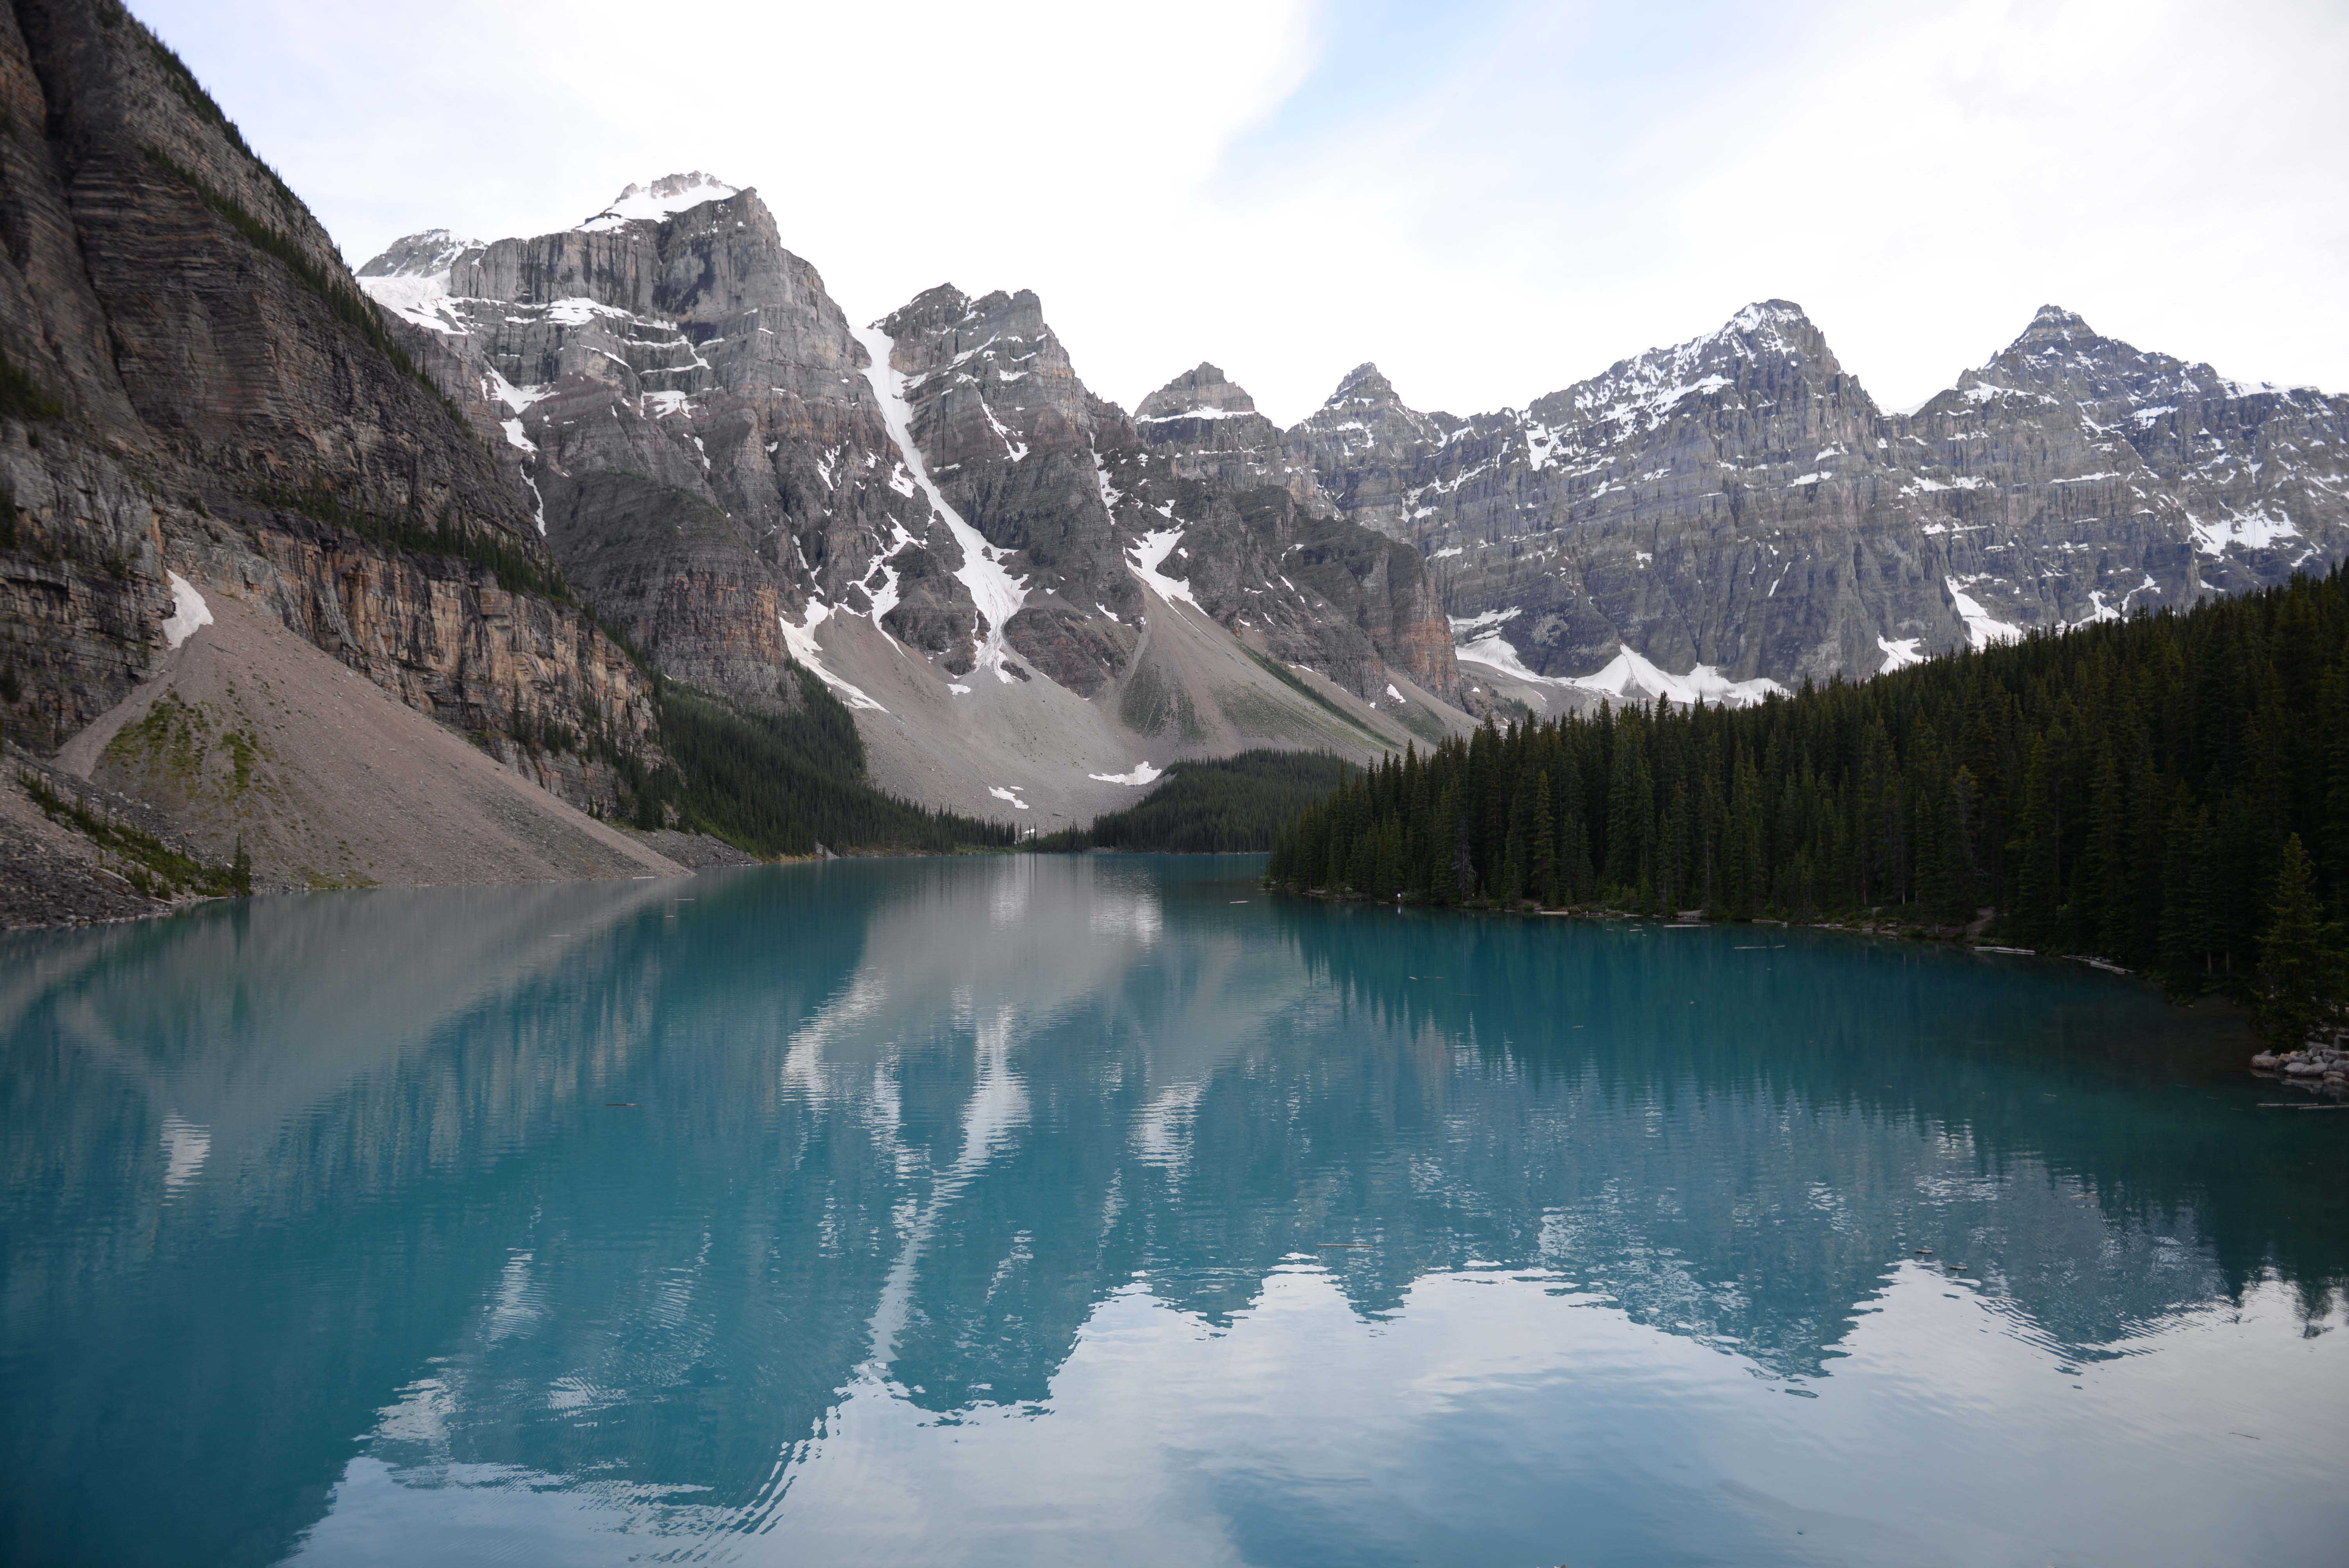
(355, 168), (2349, 809)
(1, 0), (2344, 911)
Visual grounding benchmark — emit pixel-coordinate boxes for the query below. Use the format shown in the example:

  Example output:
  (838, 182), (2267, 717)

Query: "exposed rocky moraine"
(0, 0), (656, 811)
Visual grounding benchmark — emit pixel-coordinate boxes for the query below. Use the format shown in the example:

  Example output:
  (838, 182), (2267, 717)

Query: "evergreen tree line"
(629, 671), (1013, 855)
(1025, 750), (1353, 853)
(1269, 567), (2349, 1019)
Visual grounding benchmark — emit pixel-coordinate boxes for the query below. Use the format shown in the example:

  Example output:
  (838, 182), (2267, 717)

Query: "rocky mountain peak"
(1137, 363), (1258, 421)
(580, 172), (741, 231)
(1322, 362), (1404, 412)
(1723, 298), (1808, 331)
(1978, 305), (2195, 402)
(356, 229), (485, 280)
(2001, 304), (2102, 363)
(1709, 299), (1837, 370)
(2026, 303), (2092, 335)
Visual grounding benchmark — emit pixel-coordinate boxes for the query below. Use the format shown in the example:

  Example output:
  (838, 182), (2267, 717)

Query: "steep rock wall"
(0, 0), (655, 809)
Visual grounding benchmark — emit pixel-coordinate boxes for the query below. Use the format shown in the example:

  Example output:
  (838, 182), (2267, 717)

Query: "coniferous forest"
(624, 672), (1015, 855)
(1269, 568), (2349, 1014)
(1025, 750), (1353, 853)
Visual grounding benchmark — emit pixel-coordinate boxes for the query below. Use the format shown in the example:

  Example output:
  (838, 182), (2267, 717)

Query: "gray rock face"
(362, 190), (2349, 745)
(1285, 363), (1449, 539)
(0, 0), (656, 809)
(872, 290), (1459, 703)
(1919, 306), (2347, 604)
(1256, 302), (2348, 698)
(366, 180), (947, 700)
(376, 220), (1465, 717)
(1133, 362), (1322, 507)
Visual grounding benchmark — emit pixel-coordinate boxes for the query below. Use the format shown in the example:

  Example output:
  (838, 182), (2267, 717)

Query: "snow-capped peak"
(355, 229), (487, 335)
(356, 229), (485, 280)
(1723, 299), (1807, 335)
(579, 173), (740, 231)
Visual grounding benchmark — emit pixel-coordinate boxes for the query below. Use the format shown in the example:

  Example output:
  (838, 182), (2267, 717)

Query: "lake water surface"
(3, 855), (2345, 1566)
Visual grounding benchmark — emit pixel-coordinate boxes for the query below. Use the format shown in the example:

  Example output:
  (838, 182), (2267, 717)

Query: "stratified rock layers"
(0, 0), (657, 811)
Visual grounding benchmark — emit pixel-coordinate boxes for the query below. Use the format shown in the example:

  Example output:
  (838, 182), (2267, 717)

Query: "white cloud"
(138, 0), (2349, 423)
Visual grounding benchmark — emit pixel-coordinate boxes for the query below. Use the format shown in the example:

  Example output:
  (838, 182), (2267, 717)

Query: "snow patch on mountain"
(1127, 528), (1200, 610)
(1451, 611), (1782, 707)
(1135, 405), (1251, 424)
(1946, 577), (2025, 649)
(580, 173), (740, 231)
(360, 271), (466, 335)
(161, 572), (212, 649)
(854, 323), (1029, 681)
(2189, 505), (2299, 557)
(779, 603), (887, 711)
(1877, 636), (1925, 673)
(1567, 647), (1788, 707)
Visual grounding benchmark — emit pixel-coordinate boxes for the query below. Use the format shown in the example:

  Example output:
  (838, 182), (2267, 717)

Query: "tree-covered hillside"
(1027, 751), (1352, 853)
(606, 670), (1013, 856)
(1270, 568), (2349, 1004)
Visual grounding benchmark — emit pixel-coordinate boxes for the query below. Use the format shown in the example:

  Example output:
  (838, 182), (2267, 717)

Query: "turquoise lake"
(3, 854), (2345, 1565)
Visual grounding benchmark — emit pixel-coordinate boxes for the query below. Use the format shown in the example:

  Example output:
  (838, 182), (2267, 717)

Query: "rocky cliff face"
(362, 175), (931, 706)
(1917, 306), (2347, 604)
(1217, 302), (2345, 704)
(0, 0), (656, 809)
(1133, 362), (1322, 507)
(364, 211), (1466, 728)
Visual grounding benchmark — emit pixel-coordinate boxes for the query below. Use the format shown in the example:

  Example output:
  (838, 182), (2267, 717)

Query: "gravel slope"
(52, 584), (685, 890)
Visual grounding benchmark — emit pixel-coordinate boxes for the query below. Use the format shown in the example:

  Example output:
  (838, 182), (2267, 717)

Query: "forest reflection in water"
(1, 854), (2342, 1567)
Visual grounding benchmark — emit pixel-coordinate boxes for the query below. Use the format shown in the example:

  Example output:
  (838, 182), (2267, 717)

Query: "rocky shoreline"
(2251, 1032), (2349, 1099)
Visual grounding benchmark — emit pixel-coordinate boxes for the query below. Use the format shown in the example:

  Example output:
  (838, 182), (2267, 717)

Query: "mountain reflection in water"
(2, 855), (2342, 1567)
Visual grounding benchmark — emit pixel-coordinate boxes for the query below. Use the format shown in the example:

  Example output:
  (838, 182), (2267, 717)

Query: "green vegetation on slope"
(625, 671), (1013, 857)
(1270, 567), (2349, 1015)
(1238, 647), (1384, 744)
(256, 485), (575, 606)
(1027, 750), (1352, 853)
(18, 767), (250, 898)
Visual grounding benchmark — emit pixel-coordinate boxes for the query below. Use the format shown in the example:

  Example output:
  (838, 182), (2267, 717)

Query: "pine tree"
(2011, 735), (2062, 946)
(1944, 766), (1980, 923)
(2080, 741), (2127, 957)
(1448, 783), (1476, 902)
(1527, 768), (1558, 907)
(2252, 836), (2341, 1050)
(2157, 788), (2206, 995)
(1501, 782), (1529, 905)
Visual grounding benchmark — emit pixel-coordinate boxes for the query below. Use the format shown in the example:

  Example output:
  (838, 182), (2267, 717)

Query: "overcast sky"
(137, 0), (2347, 424)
